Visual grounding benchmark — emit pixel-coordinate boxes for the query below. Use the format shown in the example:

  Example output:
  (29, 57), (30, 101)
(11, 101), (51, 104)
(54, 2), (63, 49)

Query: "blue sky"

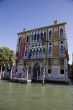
(0, 0), (73, 64)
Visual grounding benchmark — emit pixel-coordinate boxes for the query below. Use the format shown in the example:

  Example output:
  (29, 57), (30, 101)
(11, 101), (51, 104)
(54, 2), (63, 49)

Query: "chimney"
(23, 28), (26, 32)
(54, 20), (57, 25)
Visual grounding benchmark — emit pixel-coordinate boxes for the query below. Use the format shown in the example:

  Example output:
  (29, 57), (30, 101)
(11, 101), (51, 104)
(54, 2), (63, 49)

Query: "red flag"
(19, 43), (25, 58)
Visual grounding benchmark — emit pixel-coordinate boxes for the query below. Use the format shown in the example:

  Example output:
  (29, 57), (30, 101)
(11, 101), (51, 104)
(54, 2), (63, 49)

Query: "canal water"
(0, 80), (73, 110)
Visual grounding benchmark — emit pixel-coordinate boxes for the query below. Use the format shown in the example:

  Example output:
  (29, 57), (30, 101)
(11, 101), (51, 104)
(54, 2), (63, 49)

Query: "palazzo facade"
(16, 21), (69, 82)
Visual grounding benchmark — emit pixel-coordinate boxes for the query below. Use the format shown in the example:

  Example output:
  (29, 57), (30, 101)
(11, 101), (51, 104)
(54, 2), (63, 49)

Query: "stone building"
(15, 21), (69, 82)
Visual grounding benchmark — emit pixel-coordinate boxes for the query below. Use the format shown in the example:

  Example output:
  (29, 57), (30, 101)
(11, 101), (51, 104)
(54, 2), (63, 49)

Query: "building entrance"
(33, 63), (40, 80)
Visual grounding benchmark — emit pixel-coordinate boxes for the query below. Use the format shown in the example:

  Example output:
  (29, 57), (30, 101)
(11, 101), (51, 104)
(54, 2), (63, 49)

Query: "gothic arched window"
(41, 32), (43, 40)
(48, 47), (52, 54)
(49, 31), (52, 39)
(19, 36), (21, 43)
(34, 33), (36, 41)
(27, 35), (29, 42)
(44, 32), (46, 39)
(60, 46), (64, 55)
(33, 49), (35, 56)
(49, 42), (52, 46)
(39, 48), (42, 55)
(37, 33), (39, 41)
(25, 49), (27, 56)
(60, 41), (63, 44)
(60, 28), (63, 38)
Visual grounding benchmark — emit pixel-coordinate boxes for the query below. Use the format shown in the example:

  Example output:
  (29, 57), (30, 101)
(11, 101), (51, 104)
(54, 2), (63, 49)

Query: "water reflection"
(0, 81), (73, 110)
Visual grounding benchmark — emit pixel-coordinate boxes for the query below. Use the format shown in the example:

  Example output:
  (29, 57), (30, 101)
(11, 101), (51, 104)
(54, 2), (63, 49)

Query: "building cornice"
(17, 22), (66, 35)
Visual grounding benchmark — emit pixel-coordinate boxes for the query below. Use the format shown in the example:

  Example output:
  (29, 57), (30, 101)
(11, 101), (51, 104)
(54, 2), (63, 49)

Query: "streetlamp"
(26, 66), (29, 82)
(42, 67), (45, 86)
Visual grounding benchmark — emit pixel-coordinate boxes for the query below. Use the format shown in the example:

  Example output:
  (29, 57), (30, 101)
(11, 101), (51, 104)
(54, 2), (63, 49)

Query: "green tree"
(0, 47), (15, 70)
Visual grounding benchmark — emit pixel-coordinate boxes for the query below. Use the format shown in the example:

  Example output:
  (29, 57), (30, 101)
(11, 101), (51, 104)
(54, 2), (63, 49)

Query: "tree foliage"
(0, 47), (15, 70)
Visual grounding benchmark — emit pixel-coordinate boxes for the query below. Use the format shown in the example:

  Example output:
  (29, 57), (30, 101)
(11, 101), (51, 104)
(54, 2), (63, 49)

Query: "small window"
(16, 68), (17, 72)
(33, 49), (35, 56)
(34, 33), (36, 41)
(60, 69), (64, 74)
(37, 33), (39, 41)
(60, 29), (63, 38)
(27, 35), (29, 42)
(48, 47), (52, 54)
(28, 49), (32, 58)
(60, 46), (64, 53)
(41, 32), (43, 40)
(60, 41), (63, 44)
(25, 50), (27, 56)
(49, 42), (52, 46)
(49, 47), (52, 51)
(19, 37), (21, 43)
(48, 69), (51, 74)
(49, 31), (52, 39)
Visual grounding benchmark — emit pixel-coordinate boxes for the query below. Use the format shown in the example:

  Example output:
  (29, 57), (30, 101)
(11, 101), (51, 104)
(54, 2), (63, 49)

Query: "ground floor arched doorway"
(32, 63), (40, 80)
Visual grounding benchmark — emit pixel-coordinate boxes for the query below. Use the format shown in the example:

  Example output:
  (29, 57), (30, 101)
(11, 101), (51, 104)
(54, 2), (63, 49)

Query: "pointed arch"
(41, 32), (43, 40)
(44, 32), (46, 39)
(60, 28), (63, 38)
(49, 31), (52, 39)
(33, 63), (40, 79)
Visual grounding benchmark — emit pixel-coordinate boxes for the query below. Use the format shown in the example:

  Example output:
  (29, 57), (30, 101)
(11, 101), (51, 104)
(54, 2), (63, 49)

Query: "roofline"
(17, 22), (66, 35)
